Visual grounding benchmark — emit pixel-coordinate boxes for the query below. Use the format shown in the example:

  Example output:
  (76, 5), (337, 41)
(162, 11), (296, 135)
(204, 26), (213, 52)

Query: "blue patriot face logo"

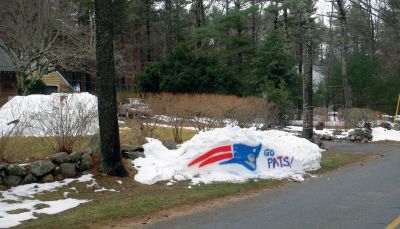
(188, 143), (262, 171)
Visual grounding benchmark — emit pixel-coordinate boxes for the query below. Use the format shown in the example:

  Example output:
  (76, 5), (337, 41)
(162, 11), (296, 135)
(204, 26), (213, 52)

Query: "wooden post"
(395, 94), (400, 129)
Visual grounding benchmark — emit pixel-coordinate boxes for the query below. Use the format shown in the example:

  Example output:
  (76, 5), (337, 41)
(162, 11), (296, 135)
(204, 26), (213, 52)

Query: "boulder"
(20, 174), (38, 185)
(87, 133), (100, 155)
(54, 174), (64, 181)
(0, 162), (8, 171)
(51, 152), (70, 164)
(31, 160), (55, 177)
(53, 166), (61, 176)
(41, 174), (54, 183)
(0, 185), (7, 191)
(0, 175), (3, 185)
(125, 151), (145, 160)
(121, 144), (143, 153)
(7, 164), (27, 176)
(5, 175), (21, 186)
(380, 122), (392, 130)
(81, 147), (93, 156)
(162, 141), (177, 150)
(348, 128), (372, 142)
(79, 153), (93, 171)
(70, 152), (81, 162)
(60, 163), (76, 178)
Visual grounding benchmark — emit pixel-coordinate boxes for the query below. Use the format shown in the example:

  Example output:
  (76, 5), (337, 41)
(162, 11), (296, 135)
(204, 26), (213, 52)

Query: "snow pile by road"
(0, 175), (94, 228)
(0, 93), (98, 137)
(133, 126), (322, 185)
(371, 127), (400, 142)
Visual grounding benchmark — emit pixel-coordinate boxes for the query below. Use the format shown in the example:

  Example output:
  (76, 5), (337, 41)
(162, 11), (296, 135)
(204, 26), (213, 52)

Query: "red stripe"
(188, 145), (231, 167)
(198, 152), (233, 167)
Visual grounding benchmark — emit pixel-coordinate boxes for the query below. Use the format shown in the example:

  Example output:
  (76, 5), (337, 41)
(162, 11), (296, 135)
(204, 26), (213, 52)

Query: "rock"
(20, 174), (38, 185)
(70, 152), (81, 162)
(348, 128), (372, 142)
(41, 174), (54, 183)
(121, 144), (143, 153)
(51, 152), (70, 164)
(81, 147), (93, 156)
(125, 151), (145, 160)
(0, 175), (3, 185)
(87, 133), (100, 155)
(162, 141), (177, 150)
(79, 153), (93, 171)
(7, 164), (27, 176)
(31, 160), (55, 177)
(0, 162), (8, 171)
(380, 122), (392, 130)
(0, 185), (7, 191)
(5, 175), (21, 186)
(53, 166), (61, 176)
(60, 163), (76, 178)
(54, 174), (64, 181)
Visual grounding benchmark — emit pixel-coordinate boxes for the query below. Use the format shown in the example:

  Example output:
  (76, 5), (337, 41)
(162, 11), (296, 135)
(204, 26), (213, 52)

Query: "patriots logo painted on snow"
(188, 143), (262, 171)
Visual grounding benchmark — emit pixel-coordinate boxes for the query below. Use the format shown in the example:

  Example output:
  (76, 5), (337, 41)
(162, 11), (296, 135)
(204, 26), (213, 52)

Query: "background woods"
(0, 0), (399, 113)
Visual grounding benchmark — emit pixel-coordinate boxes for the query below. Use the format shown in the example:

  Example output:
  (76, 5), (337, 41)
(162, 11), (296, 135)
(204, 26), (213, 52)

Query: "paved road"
(142, 142), (400, 229)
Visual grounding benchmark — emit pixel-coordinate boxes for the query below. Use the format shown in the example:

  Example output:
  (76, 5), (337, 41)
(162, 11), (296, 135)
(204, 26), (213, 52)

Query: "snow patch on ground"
(371, 127), (400, 142)
(0, 175), (94, 228)
(133, 126), (322, 185)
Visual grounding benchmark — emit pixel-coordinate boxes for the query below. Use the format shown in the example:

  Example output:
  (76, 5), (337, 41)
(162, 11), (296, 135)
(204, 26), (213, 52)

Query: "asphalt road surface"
(142, 142), (400, 229)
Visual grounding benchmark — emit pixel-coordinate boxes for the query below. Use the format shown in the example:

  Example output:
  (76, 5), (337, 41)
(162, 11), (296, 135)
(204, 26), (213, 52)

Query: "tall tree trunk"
(194, 0), (205, 48)
(251, 0), (257, 44)
(145, 0), (151, 62)
(165, 0), (172, 48)
(273, 0), (279, 30)
(298, 11), (304, 74)
(299, 40), (303, 74)
(336, 0), (353, 109)
(302, 0), (313, 140)
(235, 0), (242, 73)
(283, 6), (289, 40)
(95, 0), (127, 177)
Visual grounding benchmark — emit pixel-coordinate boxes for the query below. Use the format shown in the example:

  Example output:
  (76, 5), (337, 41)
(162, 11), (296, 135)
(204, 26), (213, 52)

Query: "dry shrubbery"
(314, 107), (329, 122)
(343, 108), (377, 128)
(141, 93), (272, 142)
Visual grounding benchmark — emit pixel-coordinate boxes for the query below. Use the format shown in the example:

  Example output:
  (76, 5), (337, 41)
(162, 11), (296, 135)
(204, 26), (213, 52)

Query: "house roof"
(0, 42), (15, 72)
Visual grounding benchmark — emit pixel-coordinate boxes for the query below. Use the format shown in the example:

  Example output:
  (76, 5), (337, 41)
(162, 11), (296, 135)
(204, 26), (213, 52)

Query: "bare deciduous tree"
(0, 0), (95, 95)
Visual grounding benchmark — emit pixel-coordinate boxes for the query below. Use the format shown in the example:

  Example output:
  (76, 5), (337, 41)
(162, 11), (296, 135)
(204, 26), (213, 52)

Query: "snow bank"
(0, 175), (94, 228)
(133, 126), (322, 185)
(371, 127), (400, 142)
(0, 93), (98, 137)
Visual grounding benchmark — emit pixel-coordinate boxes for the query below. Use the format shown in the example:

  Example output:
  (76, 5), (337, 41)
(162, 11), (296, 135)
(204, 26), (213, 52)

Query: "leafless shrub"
(32, 94), (97, 154)
(144, 93), (272, 139)
(343, 108), (377, 128)
(314, 107), (329, 122)
(0, 101), (28, 161)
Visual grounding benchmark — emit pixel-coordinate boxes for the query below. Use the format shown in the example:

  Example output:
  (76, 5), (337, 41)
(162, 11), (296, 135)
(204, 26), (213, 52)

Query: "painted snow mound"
(0, 93), (98, 137)
(371, 127), (400, 142)
(133, 126), (323, 185)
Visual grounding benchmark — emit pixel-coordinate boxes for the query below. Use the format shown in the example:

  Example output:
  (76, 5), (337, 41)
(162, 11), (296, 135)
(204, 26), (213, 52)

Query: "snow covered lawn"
(0, 174), (119, 228)
(134, 126), (323, 185)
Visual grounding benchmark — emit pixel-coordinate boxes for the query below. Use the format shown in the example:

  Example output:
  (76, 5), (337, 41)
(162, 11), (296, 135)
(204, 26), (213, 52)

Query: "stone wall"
(0, 148), (94, 189)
